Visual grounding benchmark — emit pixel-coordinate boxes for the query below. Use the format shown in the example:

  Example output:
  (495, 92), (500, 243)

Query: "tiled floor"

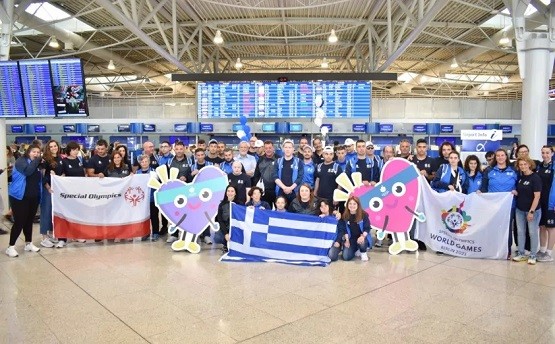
(2, 221), (555, 343)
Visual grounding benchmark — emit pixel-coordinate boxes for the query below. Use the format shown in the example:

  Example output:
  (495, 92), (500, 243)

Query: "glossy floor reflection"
(2, 221), (555, 343)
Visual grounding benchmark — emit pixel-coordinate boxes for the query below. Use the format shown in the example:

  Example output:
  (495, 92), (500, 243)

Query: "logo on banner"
(124, 186), (145, 206)
(441, 201), (472, 234)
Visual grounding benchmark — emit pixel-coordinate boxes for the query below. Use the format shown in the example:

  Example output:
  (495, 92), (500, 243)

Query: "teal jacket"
(9, 156), (42, 201)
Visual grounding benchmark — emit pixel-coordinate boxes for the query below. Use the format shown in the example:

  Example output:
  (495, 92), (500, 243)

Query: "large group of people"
(4, 136), (555, 266)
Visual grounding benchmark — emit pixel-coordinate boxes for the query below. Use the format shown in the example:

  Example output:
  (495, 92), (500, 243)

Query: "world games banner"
(51, 175), (150, 239)
(416, 179), (512, 259)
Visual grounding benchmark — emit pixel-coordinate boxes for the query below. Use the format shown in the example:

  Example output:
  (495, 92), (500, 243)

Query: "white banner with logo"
(51, 175), (150, 239)
(416, 180), (512, 259)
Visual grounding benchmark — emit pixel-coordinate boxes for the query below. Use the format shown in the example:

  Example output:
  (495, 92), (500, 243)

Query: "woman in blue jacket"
(5, 144), (43, 258)
(431, 151), (467, 193)
(479, 149), (518, 258)
(331, 196), (370, 262)
(464, 155), (483, 193)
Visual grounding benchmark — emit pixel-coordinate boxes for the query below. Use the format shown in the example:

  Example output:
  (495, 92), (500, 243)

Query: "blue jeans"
(328, 243), (342, 262)
(342, 239), (368, 261)
(39, 188), (52, 235)
(214, 230), (226, 245)
(515, 209), (540, 257)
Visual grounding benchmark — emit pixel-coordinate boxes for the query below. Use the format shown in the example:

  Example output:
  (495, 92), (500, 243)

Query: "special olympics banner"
(51, 175), (150, 239)
(222, 204), (337, 266)
(416, 180), (512, 259)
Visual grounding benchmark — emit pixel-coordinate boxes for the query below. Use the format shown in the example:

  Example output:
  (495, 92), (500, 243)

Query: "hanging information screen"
(19, 60), (56, 117)
(0, 61), (26, 117)
(50, 58), (88, 116)
(198, 81), (371, 118)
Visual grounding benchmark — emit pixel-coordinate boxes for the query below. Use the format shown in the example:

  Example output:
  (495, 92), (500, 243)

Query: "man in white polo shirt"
(235, 141), (257, 177)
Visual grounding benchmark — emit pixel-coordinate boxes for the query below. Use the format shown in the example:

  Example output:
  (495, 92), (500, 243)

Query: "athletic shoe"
(166, 236), (177, 244)
(76, 239), (86, 243)
(512, 254), (528, 262)
(374, 240), (383, 248)
(204, 236), (212, 245)
(528, 257), (537, 265)
(113, 239), (120, 243)
(417, 240), (427, 251)
(222, 244), (229, 253)
(55, 241), (66, 248)
(538, 254), (554, 262)
(0, 228), (8, 235)
(354, 250), (361, 257)
(40, 239), (54, 248)
(47, 234), (58, 243)
(24, 243), (40, 252)
(5, 246), (18, 257)
(159, 227), (168, 236)
(436, 251), (444, 255)
(360, 252), (369, 261)
(152, 234), (159, 241)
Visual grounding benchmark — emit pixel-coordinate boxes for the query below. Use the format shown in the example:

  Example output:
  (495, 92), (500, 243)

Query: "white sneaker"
(77, 239), (86, 243)
(40, 239), (54, 248)
(166, 236), (178, 244)
(5, 246), (18, 257)
(24, 243), (40, 252)
(204, 236), (212, 245)
(47, 234), (58, 243)
(55, 240), (66, 248)
(360, 252), (369, 261)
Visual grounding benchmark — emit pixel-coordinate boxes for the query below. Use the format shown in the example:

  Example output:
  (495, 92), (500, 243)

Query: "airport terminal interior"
(2, 0), (555, 343)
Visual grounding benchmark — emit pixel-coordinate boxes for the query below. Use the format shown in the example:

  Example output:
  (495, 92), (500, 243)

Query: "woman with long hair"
(537, 145), (555, 262)
(335, 196), (371, 261)
(39, 140), (63, 248)
(288, 183), (319, 215)
(431, 151), (467, 193)
(104, 151), (131, 178)
(5, 144), (43, 257)
(116, 144), (131, 167)
(464, 155), (483, 194)
(479, 148), (518, 259)
(215, 185), (237, 252)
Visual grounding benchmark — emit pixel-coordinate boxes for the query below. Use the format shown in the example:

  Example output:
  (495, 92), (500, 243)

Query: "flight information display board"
(50, 58), (88, 116)
(19, 60), (56, 117)
(0, 61), (26, 117)
(198, 81), (371, 118)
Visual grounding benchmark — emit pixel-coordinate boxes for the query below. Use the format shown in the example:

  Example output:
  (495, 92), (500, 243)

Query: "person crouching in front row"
(215, 185), (237, 253)
(328, 196), (370, 262)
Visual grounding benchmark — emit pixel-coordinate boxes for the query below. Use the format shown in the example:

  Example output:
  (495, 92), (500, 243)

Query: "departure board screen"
(0, 61), (26, 117)
(19, 60), (56, 117)
(50, 58), (88, 116)
(198, 81), (371, 118)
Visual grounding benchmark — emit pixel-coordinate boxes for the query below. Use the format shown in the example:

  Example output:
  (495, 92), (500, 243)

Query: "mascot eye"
(392, 182), (406, 197)
(199, 188), (212, 202)
(173, 195), (187, 208)
(369, 197), (383, 212)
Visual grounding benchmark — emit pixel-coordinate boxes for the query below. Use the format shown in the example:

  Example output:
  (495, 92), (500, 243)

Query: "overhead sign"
(413, 124), (427, 133)
(379, 124), (394, 133)
(440, 125), (454, 133)
(352, 124), (366, 133)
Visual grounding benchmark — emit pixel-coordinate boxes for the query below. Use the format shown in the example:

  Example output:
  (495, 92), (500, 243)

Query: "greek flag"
(221, 204), (338, 266)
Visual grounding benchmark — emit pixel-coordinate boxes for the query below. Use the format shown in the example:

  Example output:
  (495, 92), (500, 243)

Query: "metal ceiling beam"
(93, 0), (193, 73)
(389, 10), (547, 94)
(16, 11), (192, 94)
(378, 0), (450, 71)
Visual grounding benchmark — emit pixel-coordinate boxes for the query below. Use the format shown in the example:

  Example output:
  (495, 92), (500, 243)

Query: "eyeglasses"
(366, 146), (374, 150)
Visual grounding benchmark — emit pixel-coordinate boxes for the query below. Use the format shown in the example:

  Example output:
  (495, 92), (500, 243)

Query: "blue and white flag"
(221, 204), (338, 266)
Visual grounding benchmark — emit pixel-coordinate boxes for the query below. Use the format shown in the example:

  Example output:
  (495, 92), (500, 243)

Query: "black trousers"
(9, 196), (39, 246)
(150, 202), (160, 235)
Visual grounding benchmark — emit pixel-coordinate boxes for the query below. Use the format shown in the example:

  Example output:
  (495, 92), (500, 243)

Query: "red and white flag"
(51, 175), (150, 239)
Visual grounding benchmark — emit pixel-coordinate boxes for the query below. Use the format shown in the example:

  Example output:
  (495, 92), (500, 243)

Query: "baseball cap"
(344, 138), (355, 146)
(323, 146), (334, 153)
(208, 139), (218, 144)
(254, 140), (264, 148)
(366, 141), (374, 148)
(303, 145), (315, 153)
